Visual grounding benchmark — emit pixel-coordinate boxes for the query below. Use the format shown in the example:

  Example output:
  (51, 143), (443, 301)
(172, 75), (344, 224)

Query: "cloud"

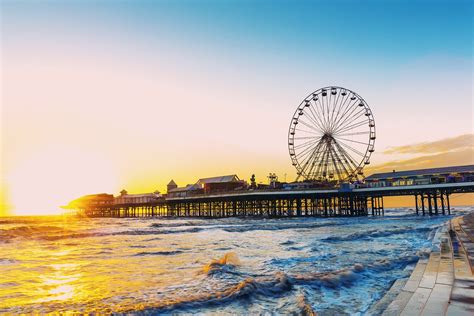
(383, 134), (473, 154)
(367, 147), (474, 175)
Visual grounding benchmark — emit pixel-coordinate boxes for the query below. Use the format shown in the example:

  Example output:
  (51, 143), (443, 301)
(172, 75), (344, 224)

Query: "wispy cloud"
(383, 134), (473, 155)
(368, 147), (474, 175)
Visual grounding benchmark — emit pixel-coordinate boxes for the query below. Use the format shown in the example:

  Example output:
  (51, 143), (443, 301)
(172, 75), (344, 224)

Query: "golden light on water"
(37, 254), (80, 303)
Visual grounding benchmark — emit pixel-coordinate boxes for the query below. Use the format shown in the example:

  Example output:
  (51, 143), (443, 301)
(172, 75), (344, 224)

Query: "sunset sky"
(1, 0), (473, 215)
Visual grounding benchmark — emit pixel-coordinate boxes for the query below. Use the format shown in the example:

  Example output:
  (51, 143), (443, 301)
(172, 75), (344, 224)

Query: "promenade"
(383, 212), (474, 315)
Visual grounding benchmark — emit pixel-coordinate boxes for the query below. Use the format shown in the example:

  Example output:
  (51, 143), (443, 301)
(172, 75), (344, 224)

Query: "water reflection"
(38, 262), (80, 303)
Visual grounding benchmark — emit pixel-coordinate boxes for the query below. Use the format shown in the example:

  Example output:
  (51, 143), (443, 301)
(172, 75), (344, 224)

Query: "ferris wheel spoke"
(334, 107), (366, 134)
(297, 119), (323, 134)
(294, 128), (323, 136)
(323, 144), (333, 178)
(330, 144), (351, 180)
(294, 138), (321, 150)
(328, 90), (338, 130)
(335, 131), (370, 137)
(329, 92), (350, 132)
(334, 119), (370, 135)
(297, 147), (320, 167)
(294, 136), (320, 140)
(307, 102), (329, 132)
(320, 142), (332, 179)
(299, 109), (326, 133)
(333, 141), (360, 174)
(327, 144), (340, 180)
(330, 97), (360, 133)
(296, 137), (324, 163)
(298, 140), (325, 177)
(335, 108), (367, 132)
(326, 92), (333, 130)
(329, 89), (347, 132)
(335, 136), (370, 147)
(332, 146), (347, 181)
(315, 97), (330, 131)
(336, 139), (366, 157)
(316, 144), (328, 179)
(306, 140), (328, 178)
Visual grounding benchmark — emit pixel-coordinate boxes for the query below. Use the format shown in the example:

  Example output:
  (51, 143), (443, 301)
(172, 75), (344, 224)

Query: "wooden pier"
(69, 182), (474, 218)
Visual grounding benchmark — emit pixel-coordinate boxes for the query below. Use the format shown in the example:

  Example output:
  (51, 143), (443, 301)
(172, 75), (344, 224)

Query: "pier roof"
(197, 175), (240, 184)
(365, 165), (474, 181)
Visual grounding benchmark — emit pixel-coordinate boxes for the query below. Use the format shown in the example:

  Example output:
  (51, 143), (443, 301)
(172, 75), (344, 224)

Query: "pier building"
(167, 183), (202, 198)
(364, 165), (474, 188)
(196, 175), (246, 194)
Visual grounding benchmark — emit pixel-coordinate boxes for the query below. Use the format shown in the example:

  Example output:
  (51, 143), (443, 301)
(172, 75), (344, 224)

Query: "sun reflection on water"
(36, 256), (80, 303)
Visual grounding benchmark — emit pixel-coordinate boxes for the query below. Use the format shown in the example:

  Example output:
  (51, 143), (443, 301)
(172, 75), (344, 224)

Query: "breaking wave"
(136, 260), (369, 313)
(321, 225), (435, 242)
(202, 252), (241, 274)
(296, 292), (317, 316)
(136, 272), (292, 313)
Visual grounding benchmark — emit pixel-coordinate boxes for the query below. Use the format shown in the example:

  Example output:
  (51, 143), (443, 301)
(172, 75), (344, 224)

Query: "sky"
(1, 0), (473, 215)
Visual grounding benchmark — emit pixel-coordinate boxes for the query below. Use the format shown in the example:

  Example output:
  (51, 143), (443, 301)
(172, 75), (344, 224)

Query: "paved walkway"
(383, 213), (474, 316)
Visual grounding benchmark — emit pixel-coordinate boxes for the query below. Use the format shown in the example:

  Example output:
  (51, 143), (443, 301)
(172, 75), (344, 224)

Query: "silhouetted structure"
(63, 166), (474, 218)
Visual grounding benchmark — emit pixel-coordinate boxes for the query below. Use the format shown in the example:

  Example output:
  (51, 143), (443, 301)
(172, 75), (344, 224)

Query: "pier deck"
(71, 182), (474, 218)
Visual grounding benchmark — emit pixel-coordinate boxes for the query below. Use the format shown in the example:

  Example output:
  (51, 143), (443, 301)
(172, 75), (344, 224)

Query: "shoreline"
(379, 213), (474, 315)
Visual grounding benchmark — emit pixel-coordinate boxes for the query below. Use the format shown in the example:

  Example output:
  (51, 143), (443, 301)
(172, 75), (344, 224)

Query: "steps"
(383, 214), (474, 316)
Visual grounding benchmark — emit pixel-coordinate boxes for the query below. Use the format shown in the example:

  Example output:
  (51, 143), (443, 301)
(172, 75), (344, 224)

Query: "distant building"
(196, 175), (245, 194)
(62, 193), (114, 210)
(114, 189), (161, 205)
(364, 165), (474, 188)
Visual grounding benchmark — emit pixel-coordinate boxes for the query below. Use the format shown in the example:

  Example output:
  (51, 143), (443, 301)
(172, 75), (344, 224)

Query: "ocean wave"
(136, 271), (292, 313)
(112, 227), (204, 236)
(221, 221), (340, 233)
(133, 250), (184, 256)
(149, 221), (208, 228)
(136, 261), (367, 313)
(292, 263), (365, 288)
(321, 226), (433, 242)
(0, 224), (208, 242)
(0, 225), (97, 242)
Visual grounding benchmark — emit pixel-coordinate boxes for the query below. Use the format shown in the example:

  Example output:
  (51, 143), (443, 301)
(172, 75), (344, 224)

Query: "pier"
(65, 179), (474, 218)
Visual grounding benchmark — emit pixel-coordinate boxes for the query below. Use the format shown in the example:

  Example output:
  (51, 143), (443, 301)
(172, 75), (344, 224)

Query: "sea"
(1, 207), (472, 315)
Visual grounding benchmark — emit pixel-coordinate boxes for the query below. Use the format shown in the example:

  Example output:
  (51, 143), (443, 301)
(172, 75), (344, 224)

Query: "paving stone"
(384, 291), (414, 316)
(400, 287), (432, 316)
(421, 284), (451, 316)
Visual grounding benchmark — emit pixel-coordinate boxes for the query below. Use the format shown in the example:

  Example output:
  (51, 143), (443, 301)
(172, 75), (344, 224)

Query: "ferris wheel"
(288, 86), (376, 182)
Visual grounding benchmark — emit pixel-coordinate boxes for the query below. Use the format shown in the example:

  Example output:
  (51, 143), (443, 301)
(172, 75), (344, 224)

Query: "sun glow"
(5, 146), (118, 216)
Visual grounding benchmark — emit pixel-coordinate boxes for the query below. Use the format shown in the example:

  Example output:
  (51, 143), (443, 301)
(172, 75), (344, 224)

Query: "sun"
(5, 145), (118, 216)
